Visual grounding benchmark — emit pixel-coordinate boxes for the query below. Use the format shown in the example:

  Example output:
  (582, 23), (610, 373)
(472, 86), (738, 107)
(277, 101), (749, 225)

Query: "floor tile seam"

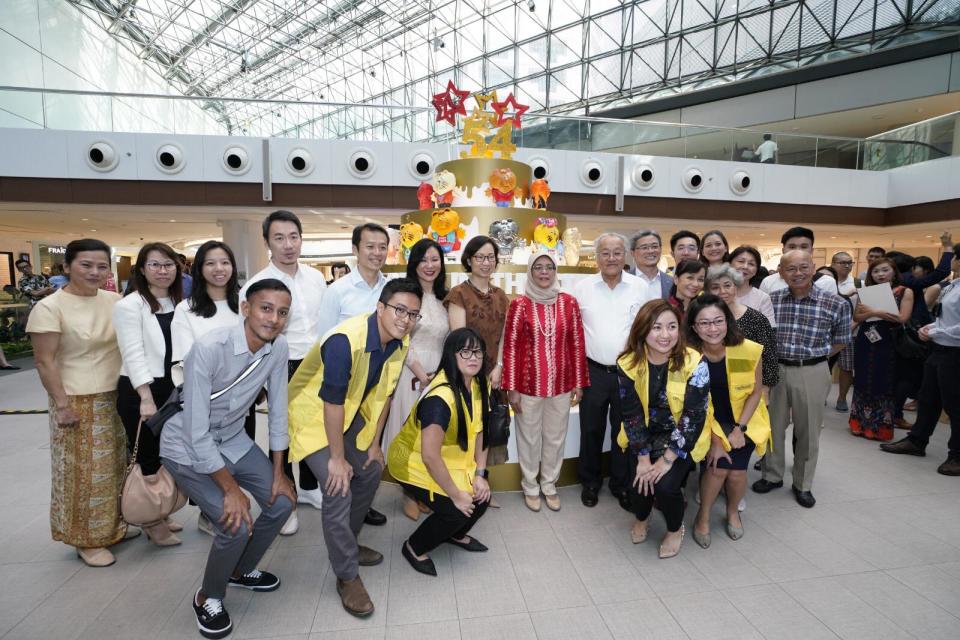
(717, 582), (841, 640)
(881, 567), (960, 622)
(527, 602), (618, 639)
(546, 509), (609, 610)
(0, 561), (84, 640)
(650, 595), (695, 640)
(496, 524), (534, 615)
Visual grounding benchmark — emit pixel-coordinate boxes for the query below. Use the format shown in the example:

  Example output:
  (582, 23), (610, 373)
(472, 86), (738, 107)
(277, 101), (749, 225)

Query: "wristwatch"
(475, 468), (489, 479)
(734, 423), (748, 432)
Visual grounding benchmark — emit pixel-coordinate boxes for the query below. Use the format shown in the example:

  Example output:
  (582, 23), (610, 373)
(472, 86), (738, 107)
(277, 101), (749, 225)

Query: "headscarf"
(524, 251), (561, 304)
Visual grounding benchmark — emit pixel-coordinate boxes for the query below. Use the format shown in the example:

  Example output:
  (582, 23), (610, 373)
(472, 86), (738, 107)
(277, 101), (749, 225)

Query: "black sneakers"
(193, 590), (231, 639)
(228, 569), (280, 592)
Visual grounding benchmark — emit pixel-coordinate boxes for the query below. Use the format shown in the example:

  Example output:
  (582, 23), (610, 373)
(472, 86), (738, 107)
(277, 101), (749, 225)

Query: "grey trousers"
(762, 362), (831, 492)
(162, 447), (293, 599)
(303, 416), (382, 581)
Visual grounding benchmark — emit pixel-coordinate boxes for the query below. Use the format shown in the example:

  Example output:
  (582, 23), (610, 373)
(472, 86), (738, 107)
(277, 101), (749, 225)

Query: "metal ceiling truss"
(69, 0), (960, 140)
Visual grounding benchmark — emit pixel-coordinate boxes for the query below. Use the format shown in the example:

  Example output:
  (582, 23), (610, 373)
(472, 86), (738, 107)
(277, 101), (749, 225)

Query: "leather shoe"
(580, 487), (599, 507)
(336, 576), (374, 617)
(880, 438), (926, 456)
(937, 455), (960, 476)
(893, 418), (913, 430)
(77, 547), (115, 567)
(357, 545), (383, 566)
(792, 487), (816, 508)
(615, 491), (632, 512)
(401, 541), (437, 577)
(751, 479), (783, 494)
(364, 508), (387, 526)
(446, 536), (488, 552)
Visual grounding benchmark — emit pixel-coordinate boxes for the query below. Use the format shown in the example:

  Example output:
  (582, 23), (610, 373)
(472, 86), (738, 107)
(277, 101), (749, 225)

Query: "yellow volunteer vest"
(615, 347), (709, 461)
(287, 314), (409, 462)
(387, 371), (484, 498)
(706, 339), (772, 456)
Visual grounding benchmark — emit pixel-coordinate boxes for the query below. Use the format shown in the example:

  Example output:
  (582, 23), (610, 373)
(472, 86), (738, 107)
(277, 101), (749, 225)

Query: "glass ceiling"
(71, 0), (960, 140)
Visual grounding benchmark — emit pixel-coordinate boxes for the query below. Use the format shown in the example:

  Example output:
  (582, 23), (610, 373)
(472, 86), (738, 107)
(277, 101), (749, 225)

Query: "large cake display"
(399, 83), (581, 268)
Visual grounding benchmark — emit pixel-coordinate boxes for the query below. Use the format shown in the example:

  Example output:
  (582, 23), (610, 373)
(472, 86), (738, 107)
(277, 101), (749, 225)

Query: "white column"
(219, 219), (268, 284)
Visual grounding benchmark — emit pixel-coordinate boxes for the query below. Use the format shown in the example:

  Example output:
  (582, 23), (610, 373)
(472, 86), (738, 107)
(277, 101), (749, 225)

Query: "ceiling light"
(81, 218), (89, 221)
(169, 219), (177, 222)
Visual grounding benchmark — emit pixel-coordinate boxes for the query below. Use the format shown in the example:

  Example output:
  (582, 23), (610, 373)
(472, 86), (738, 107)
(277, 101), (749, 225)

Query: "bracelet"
(475, 468), (489, 479)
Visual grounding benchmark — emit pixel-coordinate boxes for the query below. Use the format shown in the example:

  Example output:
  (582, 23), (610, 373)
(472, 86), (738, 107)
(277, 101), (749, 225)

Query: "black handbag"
(893, 323), (930, 361)
(485, 389), (512, 448)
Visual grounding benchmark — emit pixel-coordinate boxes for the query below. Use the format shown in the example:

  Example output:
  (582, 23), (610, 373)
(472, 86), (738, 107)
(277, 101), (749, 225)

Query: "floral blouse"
(617, 358), (710, 459)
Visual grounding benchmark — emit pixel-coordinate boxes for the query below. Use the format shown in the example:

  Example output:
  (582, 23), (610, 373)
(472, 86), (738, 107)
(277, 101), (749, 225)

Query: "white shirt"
(574, 272), (647, 366)
(240, 261), (327, 360)
(837, 274), (857, 297)
(316, 269), (387, 339)
(171, 299), (241, 363)
(760, 272), (838, 296)
(634, 268), (667, 304)
(757, 139), (778, 162)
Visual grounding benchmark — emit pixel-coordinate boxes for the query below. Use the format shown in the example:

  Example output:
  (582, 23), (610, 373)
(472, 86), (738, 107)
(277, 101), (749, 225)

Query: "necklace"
(533, 301), (557, 338)
(466, 278), (490, 295)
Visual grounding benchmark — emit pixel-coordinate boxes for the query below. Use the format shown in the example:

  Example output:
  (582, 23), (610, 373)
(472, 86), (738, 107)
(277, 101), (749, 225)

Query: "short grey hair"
(593, 232), (628, 256)
(629, 229), (662, 251)
(705, 263), (743, 288)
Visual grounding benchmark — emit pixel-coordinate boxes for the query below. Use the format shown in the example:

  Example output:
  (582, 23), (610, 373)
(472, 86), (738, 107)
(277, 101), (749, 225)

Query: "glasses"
(145, 261), (177, 271)
(633, 243), (660, 252)
(532, 264), (557, 273)
(457, 348), (484, 360)
(695, 318), (727, 329)
(599, 251), (625, 260)
(833, 260), (854, 266)
(472, 254), (497, 264)
(384, 303), (422, 322)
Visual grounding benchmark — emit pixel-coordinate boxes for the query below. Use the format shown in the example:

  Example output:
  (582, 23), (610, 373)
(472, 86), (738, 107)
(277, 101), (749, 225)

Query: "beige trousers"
(763, 362), (832, 492)
(515, 392), (572, 497)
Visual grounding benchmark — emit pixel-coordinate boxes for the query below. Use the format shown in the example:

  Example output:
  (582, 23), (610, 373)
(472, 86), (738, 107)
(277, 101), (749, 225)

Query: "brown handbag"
(119, 420), (187, 526)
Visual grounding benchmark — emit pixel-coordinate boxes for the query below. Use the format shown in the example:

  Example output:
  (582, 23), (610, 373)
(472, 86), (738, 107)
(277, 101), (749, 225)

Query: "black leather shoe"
(879, 438), (926, 457)
(364, 508), (387, 526)
(616, 492), (632, 512)
(401, 541), (437, 577)
(792, 487), (816, 508)
(445, 536), (488, 552)
(751, 479), (783, 494)
(581, 487), (599, 507)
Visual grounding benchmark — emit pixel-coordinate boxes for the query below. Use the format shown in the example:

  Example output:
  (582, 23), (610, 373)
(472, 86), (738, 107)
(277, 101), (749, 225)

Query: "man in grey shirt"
(161, 279), (297, 640)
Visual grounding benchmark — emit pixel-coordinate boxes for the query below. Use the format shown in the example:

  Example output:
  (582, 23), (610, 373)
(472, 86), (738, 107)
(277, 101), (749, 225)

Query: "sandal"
(658, 525), (685, 559)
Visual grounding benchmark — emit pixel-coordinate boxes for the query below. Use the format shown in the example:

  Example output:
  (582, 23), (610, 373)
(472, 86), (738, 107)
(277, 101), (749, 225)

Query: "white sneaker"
(738, 497), (746, 513)
(279, 510), (299, 536)
(197, 513), (215, 537)
(297, 487), (324, 510)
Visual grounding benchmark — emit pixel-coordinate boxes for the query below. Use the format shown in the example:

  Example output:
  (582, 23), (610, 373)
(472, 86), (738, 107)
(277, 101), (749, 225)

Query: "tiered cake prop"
(400, 81), (579, 267)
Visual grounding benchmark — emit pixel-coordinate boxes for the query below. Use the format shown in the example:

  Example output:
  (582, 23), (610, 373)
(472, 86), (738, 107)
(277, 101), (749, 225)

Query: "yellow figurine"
(533, 217), (562, 253)
(429, 208), (465, 254)
(399, 222), (424, 262)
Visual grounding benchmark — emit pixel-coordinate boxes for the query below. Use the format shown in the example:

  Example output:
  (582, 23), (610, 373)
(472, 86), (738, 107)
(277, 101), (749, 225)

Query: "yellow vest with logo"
(615, 347), (710, 462)
(287, 314), (408, 462)
(387, 371), (483, 498)
(706, 339), (772, 456)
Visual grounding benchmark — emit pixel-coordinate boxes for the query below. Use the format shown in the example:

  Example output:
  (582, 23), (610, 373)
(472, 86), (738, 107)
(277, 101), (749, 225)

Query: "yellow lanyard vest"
(287, 314), (408, 462)
(707, 339), (772, 456)
(615, 347), (709, 461)
(386, 371), (483, 498)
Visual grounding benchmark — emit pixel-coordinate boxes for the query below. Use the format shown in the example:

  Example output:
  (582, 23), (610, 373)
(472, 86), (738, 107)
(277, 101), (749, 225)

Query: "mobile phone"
(412, 377), (422, 391)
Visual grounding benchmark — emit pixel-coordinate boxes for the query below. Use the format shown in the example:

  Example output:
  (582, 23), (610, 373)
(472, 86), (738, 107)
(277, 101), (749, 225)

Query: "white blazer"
(113, 293), (174, 389)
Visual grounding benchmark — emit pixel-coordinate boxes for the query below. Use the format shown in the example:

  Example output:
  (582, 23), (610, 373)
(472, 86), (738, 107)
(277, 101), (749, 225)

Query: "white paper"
(856, 282), (898, 320)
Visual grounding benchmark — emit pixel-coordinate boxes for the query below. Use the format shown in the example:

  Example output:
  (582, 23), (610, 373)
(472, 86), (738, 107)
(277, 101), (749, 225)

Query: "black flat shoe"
(401, 541), (437, 576)
(445, 536), (488, 552)
(792, 486), (816, 508)
(581, 487), (599, 507)
(364, 508), (387, 526)
(751, 479), (783, 494)
(0, 365), (19, 370)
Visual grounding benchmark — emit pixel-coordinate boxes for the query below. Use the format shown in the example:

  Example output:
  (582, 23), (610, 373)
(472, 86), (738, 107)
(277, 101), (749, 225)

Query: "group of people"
(22, 211), (959, 639)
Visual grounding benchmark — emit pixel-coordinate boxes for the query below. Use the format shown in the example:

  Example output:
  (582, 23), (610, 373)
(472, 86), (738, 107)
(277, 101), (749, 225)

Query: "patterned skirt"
(48, 391), (128, 548)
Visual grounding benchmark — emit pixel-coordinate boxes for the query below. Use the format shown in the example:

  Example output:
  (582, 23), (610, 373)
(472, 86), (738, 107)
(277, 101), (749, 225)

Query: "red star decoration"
(491, 92), (529, 128)
(431, 80), (470, 126)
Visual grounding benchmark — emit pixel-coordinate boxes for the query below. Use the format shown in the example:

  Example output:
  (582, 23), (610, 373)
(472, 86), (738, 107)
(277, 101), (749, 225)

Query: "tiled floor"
(2, 368), (960, 639)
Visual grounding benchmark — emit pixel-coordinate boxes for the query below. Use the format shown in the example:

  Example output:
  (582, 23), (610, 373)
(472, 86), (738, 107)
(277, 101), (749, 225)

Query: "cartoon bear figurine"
(430, 169), (461, 208)
(416, 182), (434, 210)
(488, 218), (519, 261)
(485, 167), (517, 208)
(429, 208), (465, 254)
(399, 222), (425, 262)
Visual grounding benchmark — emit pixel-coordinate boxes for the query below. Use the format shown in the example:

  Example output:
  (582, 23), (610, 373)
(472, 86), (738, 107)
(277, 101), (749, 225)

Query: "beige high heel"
(402, 496), (421, 521)
(77, 547), (115, 567)
(658, 525), (685, 559)
(143, 521), (182, 547)
(164, 517), (184, 532)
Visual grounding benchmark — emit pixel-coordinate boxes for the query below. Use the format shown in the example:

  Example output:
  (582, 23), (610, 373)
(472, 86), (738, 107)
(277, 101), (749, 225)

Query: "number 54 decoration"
(436, 87), (528, 160)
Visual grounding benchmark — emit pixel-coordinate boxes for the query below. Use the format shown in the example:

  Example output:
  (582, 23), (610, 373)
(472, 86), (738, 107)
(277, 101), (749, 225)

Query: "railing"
(1, 86), (952, 172)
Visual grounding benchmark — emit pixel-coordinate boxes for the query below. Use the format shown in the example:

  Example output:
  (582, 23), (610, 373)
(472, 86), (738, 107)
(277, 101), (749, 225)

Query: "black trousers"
(628, 453), (693, 533)
(401, 483), (489, 556)
(283, 358), (319, 490)
(117, 375), (174, 476)
(578, 362), (629, 495)
(893, 354), (924, 419)
(907, 346), (960, 456)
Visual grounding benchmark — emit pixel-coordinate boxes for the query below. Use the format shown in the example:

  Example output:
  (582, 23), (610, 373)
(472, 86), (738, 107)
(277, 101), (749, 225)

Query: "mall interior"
(2, 1), (960, 639)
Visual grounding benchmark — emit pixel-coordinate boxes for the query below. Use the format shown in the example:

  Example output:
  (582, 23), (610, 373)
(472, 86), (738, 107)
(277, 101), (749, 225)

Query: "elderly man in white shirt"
(760, 227), (838, 295)
(574, 232), (647, 509)
(241, 210), (327, 534)
(629, 229), (672, 302)
(314, 222), (392, 528)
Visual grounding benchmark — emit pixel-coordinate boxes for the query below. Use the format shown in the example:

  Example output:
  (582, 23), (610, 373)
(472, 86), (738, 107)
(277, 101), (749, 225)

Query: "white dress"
(383, 292), (449, 451)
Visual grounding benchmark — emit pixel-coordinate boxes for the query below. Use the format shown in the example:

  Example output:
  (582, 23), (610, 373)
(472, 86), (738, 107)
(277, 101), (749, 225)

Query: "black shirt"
(707, 358), (736, 434)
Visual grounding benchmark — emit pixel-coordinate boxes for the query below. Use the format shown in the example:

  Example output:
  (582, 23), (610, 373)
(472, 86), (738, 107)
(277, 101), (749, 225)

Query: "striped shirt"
(770, 286), (852, 361)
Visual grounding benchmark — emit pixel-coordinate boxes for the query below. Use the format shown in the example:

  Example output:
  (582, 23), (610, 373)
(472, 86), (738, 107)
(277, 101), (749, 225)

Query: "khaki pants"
(515, 392), (572, 497)
(762, 362), (831, 492)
